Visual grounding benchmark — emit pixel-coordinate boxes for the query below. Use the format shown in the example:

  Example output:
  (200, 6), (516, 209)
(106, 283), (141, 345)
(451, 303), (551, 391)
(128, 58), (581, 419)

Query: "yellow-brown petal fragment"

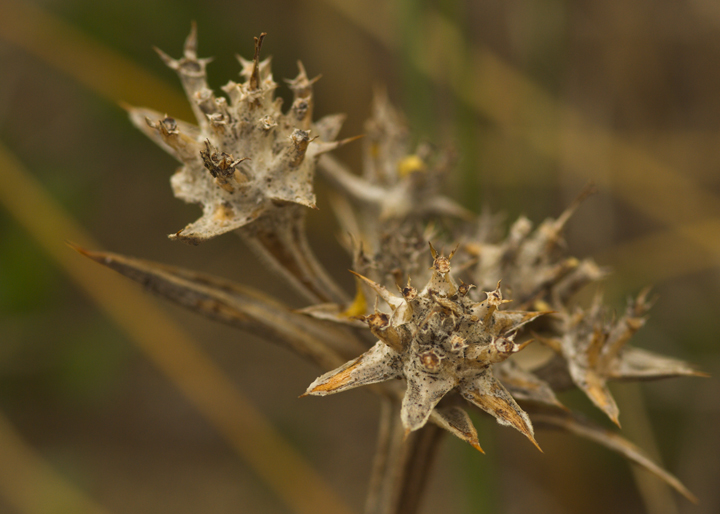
(460, 369), (542, 452)
(303, 342), (401, 396)
(430, 407), (484, 453)
(569, 364), (621, 427)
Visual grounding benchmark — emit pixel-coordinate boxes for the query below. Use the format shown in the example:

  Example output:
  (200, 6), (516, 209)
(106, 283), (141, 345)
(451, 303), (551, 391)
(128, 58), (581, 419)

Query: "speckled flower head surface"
(305, 244), (548, 451)
(128, 25), (344, 244)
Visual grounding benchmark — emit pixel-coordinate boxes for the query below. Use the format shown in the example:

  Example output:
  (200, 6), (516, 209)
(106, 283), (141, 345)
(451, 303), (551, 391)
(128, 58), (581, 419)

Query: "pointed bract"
(430, 407), (484, 453)
(460, 369), (541, 451)
(401, 366), (457, 432)
(304, 342), (402, 396)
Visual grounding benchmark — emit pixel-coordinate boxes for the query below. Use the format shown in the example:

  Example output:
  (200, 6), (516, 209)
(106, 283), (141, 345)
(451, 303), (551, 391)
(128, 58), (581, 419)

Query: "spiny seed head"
(128, 26), (345, 244)
(306, 245), (545, 448)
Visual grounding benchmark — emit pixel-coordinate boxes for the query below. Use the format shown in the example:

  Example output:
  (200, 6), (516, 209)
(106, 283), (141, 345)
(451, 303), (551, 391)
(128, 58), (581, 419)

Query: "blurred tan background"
(0, 0), (718, 513)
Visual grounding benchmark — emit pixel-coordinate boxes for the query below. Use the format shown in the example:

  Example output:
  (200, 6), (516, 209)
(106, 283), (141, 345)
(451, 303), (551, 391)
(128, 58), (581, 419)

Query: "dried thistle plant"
(79, 25), (706, 514)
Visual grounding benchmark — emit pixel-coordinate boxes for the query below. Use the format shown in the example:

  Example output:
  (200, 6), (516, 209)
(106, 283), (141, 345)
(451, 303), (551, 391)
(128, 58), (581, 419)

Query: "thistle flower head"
(128, 25), (343, 244)
(305, 244), (548, 450)
(536, 289), (706, 426)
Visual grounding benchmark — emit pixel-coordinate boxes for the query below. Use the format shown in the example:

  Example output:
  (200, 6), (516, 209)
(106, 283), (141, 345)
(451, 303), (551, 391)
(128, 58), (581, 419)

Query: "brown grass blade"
(0, 411), (113, 514)
(532, 410), (697, 503)
(0, 0), (191, 118)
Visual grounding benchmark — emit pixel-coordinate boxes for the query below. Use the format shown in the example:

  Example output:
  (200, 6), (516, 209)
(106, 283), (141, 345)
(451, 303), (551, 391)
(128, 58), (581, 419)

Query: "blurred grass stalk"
(0, 411), (112, 514)
(0, 0), (191, 118)
(0, 143), (354, 514)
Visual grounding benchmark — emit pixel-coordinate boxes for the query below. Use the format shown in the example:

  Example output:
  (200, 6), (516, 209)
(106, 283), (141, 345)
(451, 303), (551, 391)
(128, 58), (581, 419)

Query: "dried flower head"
(535, 289), (705, 426)
(127, 25), (352, 304)
(305, 243), (548, 450)
(128, 26), (344, 245)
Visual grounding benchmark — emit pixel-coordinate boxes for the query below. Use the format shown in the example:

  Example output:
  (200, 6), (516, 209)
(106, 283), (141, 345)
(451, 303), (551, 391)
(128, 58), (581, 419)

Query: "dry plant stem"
(365, 399), (444, 514)
(395, 424), (444, 514)
(365, 399), (395, 514)
(238, 214), (349, 305)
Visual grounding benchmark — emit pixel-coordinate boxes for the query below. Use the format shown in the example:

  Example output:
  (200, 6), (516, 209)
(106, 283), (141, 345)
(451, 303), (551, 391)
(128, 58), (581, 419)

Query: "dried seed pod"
(129, 27), (343, 244)
(537, 290), (706, 426)
(305, 245), (547, 450)
(128, 26), (351, 303)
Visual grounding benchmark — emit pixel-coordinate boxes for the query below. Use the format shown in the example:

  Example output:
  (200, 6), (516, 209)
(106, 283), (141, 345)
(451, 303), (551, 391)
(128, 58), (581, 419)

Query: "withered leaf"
(531, 409), (697, 503)
(74, 246), (364, 368)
